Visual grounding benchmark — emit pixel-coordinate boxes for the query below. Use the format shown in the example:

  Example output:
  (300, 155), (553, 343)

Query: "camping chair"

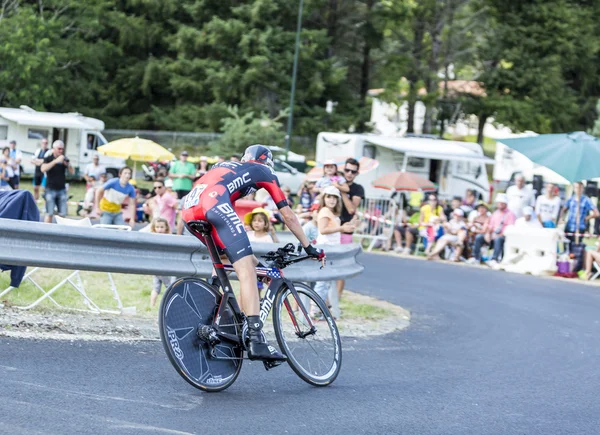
(0, 217), (132, 313)
(591, 262), (600, 281)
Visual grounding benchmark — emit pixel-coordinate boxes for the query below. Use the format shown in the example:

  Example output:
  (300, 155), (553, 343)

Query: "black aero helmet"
(241, 144), (274, 168)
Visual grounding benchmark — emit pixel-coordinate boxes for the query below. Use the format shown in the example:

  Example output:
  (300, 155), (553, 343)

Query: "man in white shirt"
(515, 206), (542, 228)
(535, 182), (561, 228)
(506, 174), (535, 218)
(84, 154), (106, 187)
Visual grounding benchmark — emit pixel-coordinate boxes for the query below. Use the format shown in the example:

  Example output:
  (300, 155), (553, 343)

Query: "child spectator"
(95, 166), (136, 227)
(244, 208), (279, 243)
(302, 205), (320, 244)
(425, 215), (443, 255)
(313, 160), (349, 194)
(297, 181), (317, 213)
(150, 218), (175, 307)
(314, 186), (355, 319)
(427, 209), (468, 261)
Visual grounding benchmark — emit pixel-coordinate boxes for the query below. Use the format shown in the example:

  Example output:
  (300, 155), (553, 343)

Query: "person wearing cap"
(468, 193), (516, 266)
(313, 159), (350, 194)
(427, 208), (468, 261)
(169, 151), (196, 199)
(515, 206), (542, 228)
(196, 156), (209, 178)
(314, 186), (355, 319)
(244, 207), (279, 243)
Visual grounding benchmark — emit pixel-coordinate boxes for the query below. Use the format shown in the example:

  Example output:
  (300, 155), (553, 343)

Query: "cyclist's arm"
(280, 206), (310, 248)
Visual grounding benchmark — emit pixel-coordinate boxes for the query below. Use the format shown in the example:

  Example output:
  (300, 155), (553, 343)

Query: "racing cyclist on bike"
(181, 145), (324, 362)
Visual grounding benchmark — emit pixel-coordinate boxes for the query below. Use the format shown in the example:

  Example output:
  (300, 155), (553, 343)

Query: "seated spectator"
(244, 208), (279, 243)
(313, 160), (349, 194)
(444, 196), (462, 220)
(515, 206), (542, 228)
(535, 182), (561, 228)
(427, 208), (468, 261)
(583, 238), (600, 280)
(0, 156), (13, 191)
(392, 208), (416, 253)
(467, 202), (491, 244)
(384, 203), (407, 251)
(468, 193), (516, 266)
(424, 215), (444, 255)
(404, 194), (446, 255)
(463, 189), (477, 208)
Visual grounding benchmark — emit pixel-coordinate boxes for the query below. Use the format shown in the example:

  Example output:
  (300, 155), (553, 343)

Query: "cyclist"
(181, 145), (324, 362)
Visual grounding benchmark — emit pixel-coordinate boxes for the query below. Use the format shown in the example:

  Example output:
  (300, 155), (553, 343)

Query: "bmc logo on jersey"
(227, 172), (251, 194)
(216, 203), (245, 234)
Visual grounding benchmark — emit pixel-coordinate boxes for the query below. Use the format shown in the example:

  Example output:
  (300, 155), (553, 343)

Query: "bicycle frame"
(186, 221), (316, 349)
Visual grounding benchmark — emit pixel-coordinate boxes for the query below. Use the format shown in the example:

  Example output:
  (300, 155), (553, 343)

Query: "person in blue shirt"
(561, 181), (599, 248)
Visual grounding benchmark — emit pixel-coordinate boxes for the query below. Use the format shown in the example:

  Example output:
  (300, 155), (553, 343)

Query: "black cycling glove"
(304, 244), (325, 260)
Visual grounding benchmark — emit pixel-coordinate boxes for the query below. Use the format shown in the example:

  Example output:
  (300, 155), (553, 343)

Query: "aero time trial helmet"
(241, 145), (274, 168)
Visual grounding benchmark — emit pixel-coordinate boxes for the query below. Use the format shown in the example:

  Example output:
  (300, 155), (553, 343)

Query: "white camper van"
(0, 106), (125, 178)
(315, 132), (495, 201)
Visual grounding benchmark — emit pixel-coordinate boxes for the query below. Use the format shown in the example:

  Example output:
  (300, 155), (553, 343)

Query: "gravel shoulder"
(0, 290), (410, 342)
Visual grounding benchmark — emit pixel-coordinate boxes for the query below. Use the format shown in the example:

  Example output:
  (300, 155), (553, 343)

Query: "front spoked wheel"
(273, 282), (342, 387)
(159, 278), (243, 392)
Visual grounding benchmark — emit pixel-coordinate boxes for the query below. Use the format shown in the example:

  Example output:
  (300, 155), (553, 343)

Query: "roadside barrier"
(499, 226), (561, 275)
(0, 218), (364, 311)
(353, 197), (397, 251)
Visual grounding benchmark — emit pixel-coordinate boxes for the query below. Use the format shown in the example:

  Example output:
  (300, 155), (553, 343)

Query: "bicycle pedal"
(263, 360), (285, 371)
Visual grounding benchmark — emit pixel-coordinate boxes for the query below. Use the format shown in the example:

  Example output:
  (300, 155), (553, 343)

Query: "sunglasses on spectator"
(154, 185), (164, 190)
(344, 168), (358, 174)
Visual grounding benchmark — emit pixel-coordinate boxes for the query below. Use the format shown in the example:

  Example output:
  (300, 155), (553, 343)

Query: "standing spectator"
(8, 140), (22, 189)
(561, 181), (599, 247)
(84, 154), (106, 188)
(95, 166), (136, 227)
(515, 206), (542, 228)
(314, 186), (354, 319)
(143, 178), (178, 230)
(41, 140), (74, 223)
(1, 147), (15, 190)
(313, 160), (349, 194)
(296, 180), (317, 213)
(169, 151), (196, 199)
(31, 138), (50, 200)
(244, 208), (279, 243)
(535, 182), (561, 228)
(506, 174), (535, 218)
(0, 153), (12, 190)
(149, 217), (175, 307)
(336, 158), (365, 297)
(196, 156), (209, 178)
(468, 193), (516, 266)
(404, 194), (446, 255)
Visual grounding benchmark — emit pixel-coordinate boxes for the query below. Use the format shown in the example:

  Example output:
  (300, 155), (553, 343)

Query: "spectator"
(169, 151), (196, 199)
(216, 156), (225, 163)
(41, 140), (74, 223)
(463, 189), (477, 208)
(506, 174), (535, 218)
(80, 174), (98, 216)
(281, 185), (294, 209)
(302, 205), (320, 244)
(427, 208), (468, 261)
(424, 215), (444, 256)
(445, 196), (462, 220)
(196, 156), (209, 178)
(515, 206), (542, 228)
(314, 186), (354, 319)
(149, 217), (175, 307)
(8, 140), (22, 189)
(296, 180), (317, 213)
(31, 138), (50, 200)
(583, 238), (600, 280)
(313, 160), (349, 194)
(468, 202), (491, 241)
(143, 178), (178, 230)
(383, 203), (407, 251)
(1, 147), (15, 190)
(95, 166), (136, 227)
(0, 154), (12, 191)
(229, 154), (241, 162)
(561, 181), (599, 247)
(391, 208), (415, 253)
(404, 194), (446, 255)
(535, 182), (561, 228)
(84, 154), (106, 187)
(468, 193), (516, 266)
(244, 208), (279, 243)
(339, 158), (364, 243)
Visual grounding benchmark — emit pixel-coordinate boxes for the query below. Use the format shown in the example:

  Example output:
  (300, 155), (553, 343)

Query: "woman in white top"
(314, 186), (355, 319)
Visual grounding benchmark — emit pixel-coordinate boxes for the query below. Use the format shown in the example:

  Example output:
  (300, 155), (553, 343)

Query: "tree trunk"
(326, 0), (338, 58)
(423, 0), (445, 134)
(357, 0), (375, 133)
(477, 112), (488, 145)
(407, 82), (417, 134)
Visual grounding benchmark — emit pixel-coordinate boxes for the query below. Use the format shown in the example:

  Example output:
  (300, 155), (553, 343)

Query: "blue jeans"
(100, 211), (125, 226)
(473, 234), (505, 262)
(45, 188), (67, 216)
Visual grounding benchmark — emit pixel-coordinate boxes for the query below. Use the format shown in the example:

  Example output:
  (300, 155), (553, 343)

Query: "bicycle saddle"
(186, 220), (213, 234)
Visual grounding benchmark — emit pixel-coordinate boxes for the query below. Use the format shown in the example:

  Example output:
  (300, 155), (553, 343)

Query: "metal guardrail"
(0, 219), (363, 281)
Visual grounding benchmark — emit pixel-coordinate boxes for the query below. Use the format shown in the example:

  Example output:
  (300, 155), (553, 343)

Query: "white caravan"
(0, 106), (125, 178)
(315, 132), (495, 201)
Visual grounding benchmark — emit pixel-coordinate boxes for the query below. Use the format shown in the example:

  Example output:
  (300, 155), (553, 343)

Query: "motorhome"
(315, 132), (495, 201)
(0, 106), (125, 178)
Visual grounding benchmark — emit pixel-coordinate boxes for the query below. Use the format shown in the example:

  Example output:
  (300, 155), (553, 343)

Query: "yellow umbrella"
(97, 137), (175, 179)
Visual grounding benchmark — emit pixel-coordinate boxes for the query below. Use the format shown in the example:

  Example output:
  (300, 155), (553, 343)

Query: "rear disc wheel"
(159, 278), (243, 392)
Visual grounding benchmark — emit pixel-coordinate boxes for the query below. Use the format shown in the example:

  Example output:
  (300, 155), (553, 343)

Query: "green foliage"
(212, 106), (288, 156)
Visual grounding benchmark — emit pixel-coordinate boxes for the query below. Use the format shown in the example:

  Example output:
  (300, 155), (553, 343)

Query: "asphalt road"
(2, 253), (600, 434)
